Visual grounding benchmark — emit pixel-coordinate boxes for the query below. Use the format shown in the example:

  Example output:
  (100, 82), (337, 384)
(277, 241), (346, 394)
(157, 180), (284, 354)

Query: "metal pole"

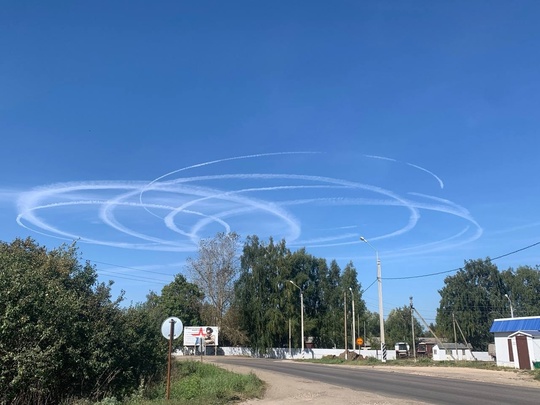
(376, 251), (386, 362)
(166, 319), (175, 400)
(300, 290), (304, 353)
(504, 294), (514, 318)
(289, 281), (304, 353)
(350, 287), (355, 352)
(344, 291), (348, 360)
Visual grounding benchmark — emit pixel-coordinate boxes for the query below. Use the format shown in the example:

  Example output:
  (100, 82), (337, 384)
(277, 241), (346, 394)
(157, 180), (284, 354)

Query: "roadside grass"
(305, 355), (540, 381)
(121, 360), (265, 405)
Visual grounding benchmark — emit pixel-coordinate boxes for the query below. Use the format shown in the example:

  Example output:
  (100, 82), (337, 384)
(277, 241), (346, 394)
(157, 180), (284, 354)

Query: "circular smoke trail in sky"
(15, 152), (482, 255)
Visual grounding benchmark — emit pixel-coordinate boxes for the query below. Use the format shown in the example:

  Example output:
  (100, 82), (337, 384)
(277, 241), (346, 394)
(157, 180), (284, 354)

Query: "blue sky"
(1, 1), (539, 325)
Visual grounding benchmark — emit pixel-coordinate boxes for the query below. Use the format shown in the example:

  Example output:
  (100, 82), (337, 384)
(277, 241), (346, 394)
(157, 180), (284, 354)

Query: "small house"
(490, 316), (540, 369)
(416, 337), (438, 358)
(432, 343), (473, 361)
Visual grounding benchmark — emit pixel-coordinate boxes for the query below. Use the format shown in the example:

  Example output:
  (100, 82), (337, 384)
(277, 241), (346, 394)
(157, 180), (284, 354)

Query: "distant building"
(490, 316), (540, 370)
(432, 343), (473, 361)
(416, 337), (438, 358)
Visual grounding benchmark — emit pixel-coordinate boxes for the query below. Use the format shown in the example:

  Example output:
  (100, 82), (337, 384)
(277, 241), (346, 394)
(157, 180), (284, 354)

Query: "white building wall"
(532, 338), (540, 364)
(431, 346), (475, 361)
(494, 333), (515, 368)
(527, 337), (540, 369)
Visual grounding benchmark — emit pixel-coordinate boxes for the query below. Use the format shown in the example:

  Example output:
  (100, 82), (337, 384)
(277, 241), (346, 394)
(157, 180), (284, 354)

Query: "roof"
(490, 317), (540, 333)
(508, 330), (540, 338)
(435, 343), (471, 350)
(417, 337), (439, 344)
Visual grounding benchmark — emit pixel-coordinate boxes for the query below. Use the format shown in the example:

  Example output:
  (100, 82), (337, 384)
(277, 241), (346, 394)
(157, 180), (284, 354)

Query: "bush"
(0, 239), (166, 404)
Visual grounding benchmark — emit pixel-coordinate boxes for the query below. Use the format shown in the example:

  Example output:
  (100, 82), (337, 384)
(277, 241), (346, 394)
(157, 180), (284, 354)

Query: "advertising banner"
(183, 326), (219, 346)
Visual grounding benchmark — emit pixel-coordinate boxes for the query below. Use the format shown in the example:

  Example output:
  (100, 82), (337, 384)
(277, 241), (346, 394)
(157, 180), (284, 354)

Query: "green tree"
(157, 274), (203, 326)
(341, 261), (366, 349)
(318, 260), (343, 348)
(288, 248), (320, 348)
(233, 235), (370, 352)
(0, 238), (161, 404)
(436, 258), (505, 350)
(384, 305), (423, 347)
(362, 310), (381, 347)
(501, 265), (540, 317)
(235, 236), (291, 353)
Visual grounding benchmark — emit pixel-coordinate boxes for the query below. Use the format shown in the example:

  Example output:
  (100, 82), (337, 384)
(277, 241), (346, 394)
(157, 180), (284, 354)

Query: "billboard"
(183, 326), (219, 346)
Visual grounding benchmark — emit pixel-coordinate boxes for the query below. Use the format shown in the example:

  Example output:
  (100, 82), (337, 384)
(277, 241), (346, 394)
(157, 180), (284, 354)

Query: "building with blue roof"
(490, 316), (540, 369)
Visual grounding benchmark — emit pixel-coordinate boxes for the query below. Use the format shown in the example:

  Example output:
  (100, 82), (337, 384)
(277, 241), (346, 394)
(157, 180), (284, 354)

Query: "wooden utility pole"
(410, 297), (416, 362)
(452, 313), (458, 362)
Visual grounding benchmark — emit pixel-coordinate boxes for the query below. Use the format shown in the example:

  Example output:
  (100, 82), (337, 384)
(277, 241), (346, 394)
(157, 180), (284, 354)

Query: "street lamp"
(289, 280), (305, 353)
(504, 294), (514, 318)
(349, 287), (355, 352)
(360, 236), (386, 362)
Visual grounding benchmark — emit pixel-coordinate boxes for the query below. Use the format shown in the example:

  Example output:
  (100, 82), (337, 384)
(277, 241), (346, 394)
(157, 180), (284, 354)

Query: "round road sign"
(356, 337), (363, 346)
(161, 317), (183, 340)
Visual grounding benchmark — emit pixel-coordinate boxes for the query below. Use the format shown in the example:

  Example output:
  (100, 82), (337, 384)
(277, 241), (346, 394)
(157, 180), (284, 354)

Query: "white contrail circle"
(14, 152), (481, 256)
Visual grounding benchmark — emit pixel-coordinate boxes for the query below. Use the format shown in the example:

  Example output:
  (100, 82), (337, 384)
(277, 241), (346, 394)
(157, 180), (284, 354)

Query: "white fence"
(177, 346), (493, 362)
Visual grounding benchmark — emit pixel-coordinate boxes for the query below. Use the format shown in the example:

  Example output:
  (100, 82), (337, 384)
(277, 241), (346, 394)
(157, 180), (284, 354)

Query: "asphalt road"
(213, 357), (540, 405)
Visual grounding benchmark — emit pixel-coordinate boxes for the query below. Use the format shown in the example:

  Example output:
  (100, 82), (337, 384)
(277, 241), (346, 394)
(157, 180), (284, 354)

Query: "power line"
(90, 260), (175, 276)
(383, 240), (540, 281)
(99, 270), (170, 285)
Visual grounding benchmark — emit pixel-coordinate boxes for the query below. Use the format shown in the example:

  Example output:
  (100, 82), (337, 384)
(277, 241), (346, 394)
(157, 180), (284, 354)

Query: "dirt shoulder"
(208, 359), (539, 405)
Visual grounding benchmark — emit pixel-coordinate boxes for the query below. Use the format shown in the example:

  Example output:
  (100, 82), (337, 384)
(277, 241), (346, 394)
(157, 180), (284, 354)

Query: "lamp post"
(504, 293), (514, 318)
(349, 287), (356, 352)
(289, 280), (304, 353)
(360, 236), (386, 362)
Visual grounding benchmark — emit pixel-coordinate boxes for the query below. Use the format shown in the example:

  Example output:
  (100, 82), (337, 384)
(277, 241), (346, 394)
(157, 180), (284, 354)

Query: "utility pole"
(360, 237), (386, 362)
(349, 287), (356, 353)
(289, 281), (304, 353)
(288, 318), (291, 358)
(410, 297), (416, 362)
(363, 321), (366, 349)
(344, 291), (348, 360)
(452, 313), (458, 362)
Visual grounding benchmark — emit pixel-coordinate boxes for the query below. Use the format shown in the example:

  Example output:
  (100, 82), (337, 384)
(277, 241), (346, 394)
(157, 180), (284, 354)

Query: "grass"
(110, 360), (264, 405)
(306, 355), (540, 381)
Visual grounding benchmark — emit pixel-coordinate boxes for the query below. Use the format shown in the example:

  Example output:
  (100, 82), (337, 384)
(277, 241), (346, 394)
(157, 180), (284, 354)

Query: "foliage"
(500, 265), (540, 318)
(341, 261), (365, 348)
(234, 236), (368, 353)
(186, 232), (240, 345)
(436, 258), (505, 350)
(437, 259), (540, 350)
(384, 305), (424, 347)
(362, 311), (382, 347)
(0, 238), (165, 404)
(236, 236), (291, 353)
(152, 274), (204, 327)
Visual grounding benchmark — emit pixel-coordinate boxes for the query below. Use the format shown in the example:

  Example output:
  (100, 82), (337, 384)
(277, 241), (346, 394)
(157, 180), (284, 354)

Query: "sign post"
(161, 317), (183, 400)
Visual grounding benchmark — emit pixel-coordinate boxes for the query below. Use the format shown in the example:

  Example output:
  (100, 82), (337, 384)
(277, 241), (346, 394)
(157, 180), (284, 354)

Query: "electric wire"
(383, 240), (540, 280)
(90, 240), (540, 286)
